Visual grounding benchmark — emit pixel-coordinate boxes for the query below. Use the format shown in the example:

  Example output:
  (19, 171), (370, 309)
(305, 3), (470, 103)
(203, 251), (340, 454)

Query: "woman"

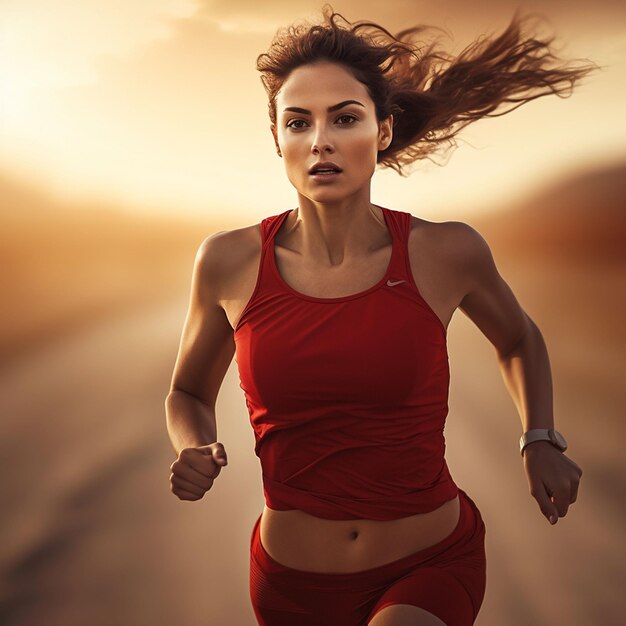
(165, 5), (594, 625)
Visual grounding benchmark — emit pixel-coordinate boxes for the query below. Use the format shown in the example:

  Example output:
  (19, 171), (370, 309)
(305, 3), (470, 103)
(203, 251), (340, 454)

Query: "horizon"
(1, 0), (624, 223)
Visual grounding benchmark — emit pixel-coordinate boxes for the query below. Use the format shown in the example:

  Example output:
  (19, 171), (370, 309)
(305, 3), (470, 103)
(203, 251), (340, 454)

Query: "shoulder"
(196, 221), (261, 267)
(408, 215), (495, 272)
(194, 221), (262, 296)
(408, 214), (489, 251)
(406, 214), (501, 304)
(407, 213), (529, 352)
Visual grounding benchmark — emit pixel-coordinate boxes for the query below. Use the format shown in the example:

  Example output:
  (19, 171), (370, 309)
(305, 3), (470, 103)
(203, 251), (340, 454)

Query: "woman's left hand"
(522, 441), (583, 525)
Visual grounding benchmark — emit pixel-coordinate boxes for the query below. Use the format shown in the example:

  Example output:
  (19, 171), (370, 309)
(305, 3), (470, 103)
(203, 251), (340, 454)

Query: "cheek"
(347, 127), (380, 152)
(280, 137), (306, 163)
(347, 137), (380, 170)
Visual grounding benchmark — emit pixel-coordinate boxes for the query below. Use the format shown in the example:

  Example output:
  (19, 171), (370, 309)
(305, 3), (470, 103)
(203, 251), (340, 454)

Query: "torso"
(217, 208), (468, 574)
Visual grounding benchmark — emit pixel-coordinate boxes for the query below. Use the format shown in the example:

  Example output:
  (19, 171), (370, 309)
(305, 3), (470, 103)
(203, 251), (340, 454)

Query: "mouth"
(308, 162), (343, 176)
(310, 170), (342, 177)
(309, 170), (342, 182)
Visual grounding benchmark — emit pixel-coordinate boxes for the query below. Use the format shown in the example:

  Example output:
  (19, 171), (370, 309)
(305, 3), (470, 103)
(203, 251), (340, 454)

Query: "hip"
(259, 492), (463, 573)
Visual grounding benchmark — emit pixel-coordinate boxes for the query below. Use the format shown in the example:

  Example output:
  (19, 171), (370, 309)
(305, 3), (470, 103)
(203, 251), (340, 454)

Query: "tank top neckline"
(268, 205), (399, 304)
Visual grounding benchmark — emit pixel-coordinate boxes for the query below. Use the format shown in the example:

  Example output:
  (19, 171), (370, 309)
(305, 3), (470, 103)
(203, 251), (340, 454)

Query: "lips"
(309, 161), (343, 174)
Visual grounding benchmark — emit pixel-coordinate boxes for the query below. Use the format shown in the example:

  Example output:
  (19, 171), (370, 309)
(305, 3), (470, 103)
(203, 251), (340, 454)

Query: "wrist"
(519, 428), (568, 456)
(522, 440), (555, 457)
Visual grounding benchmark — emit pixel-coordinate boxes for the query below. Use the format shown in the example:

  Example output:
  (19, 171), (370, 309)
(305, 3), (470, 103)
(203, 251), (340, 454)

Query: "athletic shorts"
(249, 488), (487, 626)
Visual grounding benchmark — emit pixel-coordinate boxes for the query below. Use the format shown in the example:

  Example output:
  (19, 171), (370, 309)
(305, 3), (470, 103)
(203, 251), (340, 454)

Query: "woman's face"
(271, 61), (392, 203)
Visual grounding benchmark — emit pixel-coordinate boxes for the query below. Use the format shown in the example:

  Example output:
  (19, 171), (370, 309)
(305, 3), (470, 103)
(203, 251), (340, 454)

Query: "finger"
(570, 475), (580, 504)
(551, 488), (569, 518)
(175, 488), (203, 501)
(531, 481), (559, 524)
(173, 463), (215, 488)
(181, 450), (221, 479)
(172, 474), (209, 496)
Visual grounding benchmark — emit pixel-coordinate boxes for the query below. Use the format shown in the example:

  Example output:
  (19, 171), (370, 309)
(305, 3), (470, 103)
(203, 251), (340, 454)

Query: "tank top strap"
(261, 209), (291, 246)
(381, 206), (414, 283)
(254, 209), (293, 294)
(258, 206), (412, 290)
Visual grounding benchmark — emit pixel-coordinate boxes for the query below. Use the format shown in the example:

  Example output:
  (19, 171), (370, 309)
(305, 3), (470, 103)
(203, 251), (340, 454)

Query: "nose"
(312, 141), (334, 155)
(311, 126), (334, 155)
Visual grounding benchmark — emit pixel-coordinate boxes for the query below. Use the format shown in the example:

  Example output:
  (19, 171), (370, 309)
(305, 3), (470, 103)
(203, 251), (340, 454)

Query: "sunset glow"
(1, 1), (625, 222)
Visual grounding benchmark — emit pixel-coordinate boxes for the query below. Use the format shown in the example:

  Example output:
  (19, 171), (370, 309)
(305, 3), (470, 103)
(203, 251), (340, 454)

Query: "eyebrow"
(282, 99), (366, 115)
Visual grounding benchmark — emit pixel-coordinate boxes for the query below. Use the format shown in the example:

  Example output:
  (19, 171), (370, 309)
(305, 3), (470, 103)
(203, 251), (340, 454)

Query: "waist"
(259, 493), (461, 573)
(261, 459), (459, 520)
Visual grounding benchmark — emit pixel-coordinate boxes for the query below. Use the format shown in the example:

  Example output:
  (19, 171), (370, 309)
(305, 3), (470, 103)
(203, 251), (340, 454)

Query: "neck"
(283, 199), (389, 267)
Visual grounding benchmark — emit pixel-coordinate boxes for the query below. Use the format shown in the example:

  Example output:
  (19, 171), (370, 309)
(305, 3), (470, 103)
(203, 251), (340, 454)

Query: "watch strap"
(520, 428), (567, 456)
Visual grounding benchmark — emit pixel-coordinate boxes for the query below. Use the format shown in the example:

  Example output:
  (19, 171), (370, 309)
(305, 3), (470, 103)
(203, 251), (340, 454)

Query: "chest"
(234, 290), (448, 412)
(222, 219), (461, 333)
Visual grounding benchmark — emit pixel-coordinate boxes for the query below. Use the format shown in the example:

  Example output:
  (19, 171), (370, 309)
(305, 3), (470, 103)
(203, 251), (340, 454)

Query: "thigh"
(367, 566), (479, 626)
(367, 492), (487, 626)
(249, 513), (377, 626)
(249, 552), (379, 626)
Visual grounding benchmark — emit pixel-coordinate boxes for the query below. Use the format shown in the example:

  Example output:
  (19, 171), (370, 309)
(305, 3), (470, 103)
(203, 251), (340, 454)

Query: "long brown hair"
(256, 4), (602, 176)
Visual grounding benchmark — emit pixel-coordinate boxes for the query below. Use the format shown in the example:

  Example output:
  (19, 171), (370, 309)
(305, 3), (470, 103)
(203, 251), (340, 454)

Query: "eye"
(336, 114), (357, 125)
(286, 119), (307, 129)
(286, 113), (358, 130)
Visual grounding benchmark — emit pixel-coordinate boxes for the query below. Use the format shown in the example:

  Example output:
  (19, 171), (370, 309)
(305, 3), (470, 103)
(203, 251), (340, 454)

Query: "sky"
(1, 0), (625, 223)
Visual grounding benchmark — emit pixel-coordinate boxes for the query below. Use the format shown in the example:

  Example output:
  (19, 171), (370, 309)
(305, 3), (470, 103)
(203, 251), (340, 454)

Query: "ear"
(378, 114), (393, 151)
(271, 124), (282, 157)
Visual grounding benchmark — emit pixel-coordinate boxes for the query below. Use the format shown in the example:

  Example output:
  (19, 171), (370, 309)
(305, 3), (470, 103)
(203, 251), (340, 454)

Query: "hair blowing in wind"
(256, 4), (601, 176)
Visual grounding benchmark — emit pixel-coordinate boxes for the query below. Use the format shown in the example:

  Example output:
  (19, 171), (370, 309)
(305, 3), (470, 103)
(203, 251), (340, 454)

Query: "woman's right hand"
(169, 442), (228, 501)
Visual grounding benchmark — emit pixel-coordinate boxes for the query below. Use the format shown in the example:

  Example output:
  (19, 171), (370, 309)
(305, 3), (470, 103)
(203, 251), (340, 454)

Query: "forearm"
(165, 390), (218, 456)
(497, 314), (555, 432)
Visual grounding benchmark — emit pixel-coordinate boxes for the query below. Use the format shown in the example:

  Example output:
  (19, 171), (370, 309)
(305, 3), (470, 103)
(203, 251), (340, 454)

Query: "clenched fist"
(169, 442), (228, 501)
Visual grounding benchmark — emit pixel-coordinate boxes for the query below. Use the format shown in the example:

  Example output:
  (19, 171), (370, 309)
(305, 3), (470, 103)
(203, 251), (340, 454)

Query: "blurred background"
(1, 0), (625, 624)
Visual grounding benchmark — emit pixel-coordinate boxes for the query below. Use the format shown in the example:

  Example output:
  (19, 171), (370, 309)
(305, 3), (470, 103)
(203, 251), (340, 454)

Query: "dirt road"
(1, 258), (624, 625)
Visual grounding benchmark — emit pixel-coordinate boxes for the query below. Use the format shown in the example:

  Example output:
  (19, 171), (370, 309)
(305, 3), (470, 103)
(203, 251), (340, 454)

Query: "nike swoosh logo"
(386, 279), (406, 286)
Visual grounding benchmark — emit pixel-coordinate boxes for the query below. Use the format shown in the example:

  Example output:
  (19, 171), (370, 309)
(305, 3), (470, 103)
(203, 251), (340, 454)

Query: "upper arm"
(453, 222), (531, 356)
(167, 230), (236, 408)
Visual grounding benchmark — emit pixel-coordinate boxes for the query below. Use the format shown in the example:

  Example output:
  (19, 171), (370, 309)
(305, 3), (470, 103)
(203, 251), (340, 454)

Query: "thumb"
(211, 443), (228, 466)
(197, 442), (228, 467)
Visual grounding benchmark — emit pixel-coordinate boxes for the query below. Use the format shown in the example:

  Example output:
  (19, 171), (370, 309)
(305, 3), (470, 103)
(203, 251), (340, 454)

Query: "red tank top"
(233, 206), (459, 520)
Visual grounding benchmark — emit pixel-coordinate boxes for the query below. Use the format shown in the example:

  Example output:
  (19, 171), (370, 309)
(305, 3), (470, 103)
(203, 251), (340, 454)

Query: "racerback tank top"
(233, 205), (459, 520)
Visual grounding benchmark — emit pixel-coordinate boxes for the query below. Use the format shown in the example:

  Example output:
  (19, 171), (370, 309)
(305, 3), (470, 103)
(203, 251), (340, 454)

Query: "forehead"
(276, 62), (371, 108)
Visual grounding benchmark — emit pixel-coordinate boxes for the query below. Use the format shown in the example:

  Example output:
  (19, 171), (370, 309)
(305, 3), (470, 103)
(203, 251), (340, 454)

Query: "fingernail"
(549, 515), (557, 524)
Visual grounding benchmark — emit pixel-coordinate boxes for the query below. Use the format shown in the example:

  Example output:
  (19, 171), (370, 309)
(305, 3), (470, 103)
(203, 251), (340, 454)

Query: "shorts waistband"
(250, 488), (485, 590)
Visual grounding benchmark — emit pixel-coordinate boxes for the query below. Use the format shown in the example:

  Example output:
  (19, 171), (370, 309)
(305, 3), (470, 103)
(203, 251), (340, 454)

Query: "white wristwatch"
(519, 429), (568, 456)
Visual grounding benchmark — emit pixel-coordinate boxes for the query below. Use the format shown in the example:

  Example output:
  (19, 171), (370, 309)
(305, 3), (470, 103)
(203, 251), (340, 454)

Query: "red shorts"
(249, 488), (487, 626)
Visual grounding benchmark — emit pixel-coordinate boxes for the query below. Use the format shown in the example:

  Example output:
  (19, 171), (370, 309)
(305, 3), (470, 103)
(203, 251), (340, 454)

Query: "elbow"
(497, 311), (535, 359)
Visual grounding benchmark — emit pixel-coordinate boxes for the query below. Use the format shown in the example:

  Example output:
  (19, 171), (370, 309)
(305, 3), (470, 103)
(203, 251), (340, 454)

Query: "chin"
(307, 190), (350, 203)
